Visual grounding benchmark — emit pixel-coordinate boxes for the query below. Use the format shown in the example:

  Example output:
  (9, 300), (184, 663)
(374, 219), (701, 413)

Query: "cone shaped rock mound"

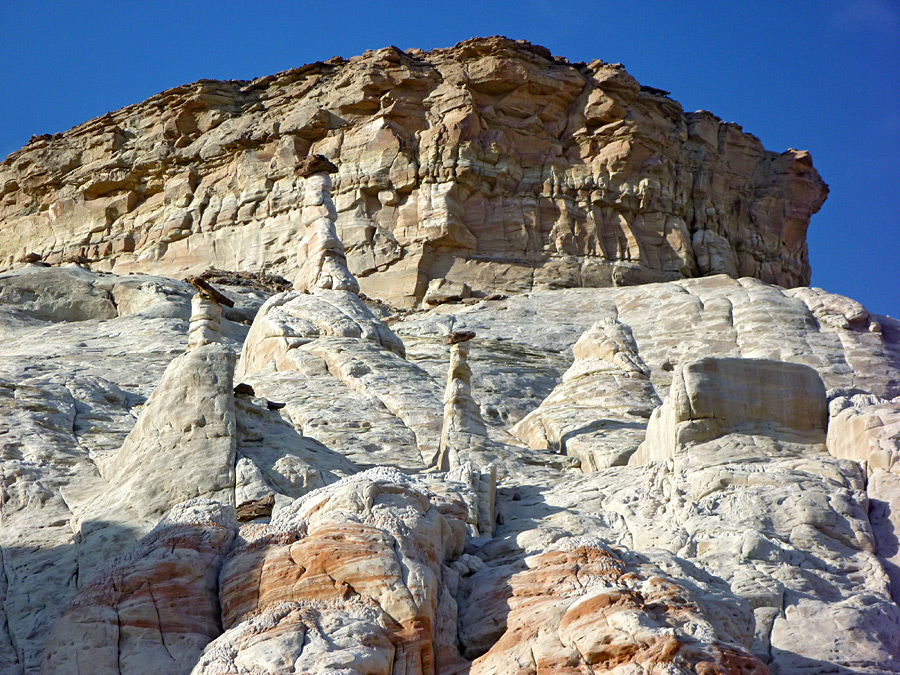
(3, 37), (899, 675)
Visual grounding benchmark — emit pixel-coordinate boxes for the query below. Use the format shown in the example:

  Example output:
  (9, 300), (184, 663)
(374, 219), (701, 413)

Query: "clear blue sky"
(2, 1), (897, 316)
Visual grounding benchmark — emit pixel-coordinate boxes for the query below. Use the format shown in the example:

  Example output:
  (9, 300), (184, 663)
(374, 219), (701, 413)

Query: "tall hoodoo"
(293, 154), (360, 294)
(438, 330), (488, 471)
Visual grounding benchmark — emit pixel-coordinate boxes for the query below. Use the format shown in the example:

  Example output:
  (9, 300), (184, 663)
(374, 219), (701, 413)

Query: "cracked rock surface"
(0, 263), (898, 674)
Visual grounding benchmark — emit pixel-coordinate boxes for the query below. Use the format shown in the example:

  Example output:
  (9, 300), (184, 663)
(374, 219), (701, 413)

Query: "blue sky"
(1, 1), (897, 316)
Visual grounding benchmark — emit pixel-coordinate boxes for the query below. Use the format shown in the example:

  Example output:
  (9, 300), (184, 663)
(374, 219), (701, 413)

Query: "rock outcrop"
(200, 469), (467, 675)
(512, 317), (658, 470)
(41, 500), (237, 675)
(631, 356), (828, 465)
(0, 38), (827, 308)
(2, 262), (897, 674)
(470, 538), (769, 675)
(3, 36), (899, 675)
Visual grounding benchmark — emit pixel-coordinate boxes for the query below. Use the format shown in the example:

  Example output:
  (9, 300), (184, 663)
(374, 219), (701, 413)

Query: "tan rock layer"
(471, 541), (769, 675)
(0, 37), (827, 307)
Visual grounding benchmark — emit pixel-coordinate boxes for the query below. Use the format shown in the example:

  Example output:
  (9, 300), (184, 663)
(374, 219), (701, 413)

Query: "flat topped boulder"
(633, 356), (828, 464)
(678, 357), (827, 432)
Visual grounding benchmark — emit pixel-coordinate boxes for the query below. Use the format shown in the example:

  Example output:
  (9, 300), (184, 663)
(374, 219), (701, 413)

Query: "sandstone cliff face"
(0, 37), (826, 307)
(2, 36), (896, 675)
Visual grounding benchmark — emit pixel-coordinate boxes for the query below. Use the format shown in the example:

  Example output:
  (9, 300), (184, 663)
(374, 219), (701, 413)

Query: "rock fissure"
(145, 581), (177, 662)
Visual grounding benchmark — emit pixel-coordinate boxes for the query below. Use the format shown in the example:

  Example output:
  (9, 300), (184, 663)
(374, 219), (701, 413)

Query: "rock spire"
(293, 154), (360, 294)
(438, 330), (488, 471)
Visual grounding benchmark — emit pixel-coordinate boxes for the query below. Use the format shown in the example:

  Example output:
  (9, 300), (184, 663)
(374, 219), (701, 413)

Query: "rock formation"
(512, 317), (658, 470)
(185, 275), (234, 349)
(0, 37), (827, 308)
(470, 537), (769, 674)
(292, 154), (360, 294)
(41, 500), (237, 674)
(0, 36), (897, 675)
(438, 330), (488, 470)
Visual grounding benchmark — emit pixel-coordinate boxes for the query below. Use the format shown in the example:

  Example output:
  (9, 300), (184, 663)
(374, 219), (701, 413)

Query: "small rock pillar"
(186, 276), (234, 350)
(438, 330), (488, 471)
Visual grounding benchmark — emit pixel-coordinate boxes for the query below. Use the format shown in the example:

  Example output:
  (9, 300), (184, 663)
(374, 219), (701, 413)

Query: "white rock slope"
(0, 262), (898, 674)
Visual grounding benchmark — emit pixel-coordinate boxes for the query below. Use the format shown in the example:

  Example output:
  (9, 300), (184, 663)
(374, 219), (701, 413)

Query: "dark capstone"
(445, 330), (476, 345)
(234, 382), (256, 397)
(236, 493), (275, 522)
(186, 275), (235, 307)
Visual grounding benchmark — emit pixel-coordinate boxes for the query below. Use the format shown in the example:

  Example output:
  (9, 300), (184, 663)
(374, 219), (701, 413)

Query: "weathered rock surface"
(2, 262), (897, 674)
(202, 469), (467, 675)
(512, 317), (658, 470)
(470, 538), (768, 675)
(631, 356), (827, 465)
(0, 38), (826, 308)
(3, 37), (900, 675)
(41, 500), (237, 675)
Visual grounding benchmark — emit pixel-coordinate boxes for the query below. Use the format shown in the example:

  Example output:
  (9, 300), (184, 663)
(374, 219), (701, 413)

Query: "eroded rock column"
(72, 277), (239, 579)
(293, 154), (359, 294)
(438, 331), (488, 471)
(186, 275), (234, 350)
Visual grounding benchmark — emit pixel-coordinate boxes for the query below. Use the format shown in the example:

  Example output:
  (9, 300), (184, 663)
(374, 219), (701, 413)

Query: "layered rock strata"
(199, 469), (468, 675)
(1, 36), (898, 674)
(1, 265), (897, 674)
(41, 500), (237, 675)
(0, 38), (827, 307)
(470, 538), (769, 674)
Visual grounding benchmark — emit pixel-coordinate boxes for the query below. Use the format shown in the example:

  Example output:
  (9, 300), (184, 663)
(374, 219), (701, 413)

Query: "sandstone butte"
(0, 37), (828, 308)
(0, 36), (898, 675)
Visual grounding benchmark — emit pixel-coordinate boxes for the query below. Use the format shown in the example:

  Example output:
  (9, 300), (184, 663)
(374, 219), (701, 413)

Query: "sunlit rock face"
(0, 37), (826, 308)
(1, 262), (898, 674)
(5, 35), (900, 675)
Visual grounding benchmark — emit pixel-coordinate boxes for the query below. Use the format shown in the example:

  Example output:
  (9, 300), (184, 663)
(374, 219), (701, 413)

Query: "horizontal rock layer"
(0, 37), (826, 307)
